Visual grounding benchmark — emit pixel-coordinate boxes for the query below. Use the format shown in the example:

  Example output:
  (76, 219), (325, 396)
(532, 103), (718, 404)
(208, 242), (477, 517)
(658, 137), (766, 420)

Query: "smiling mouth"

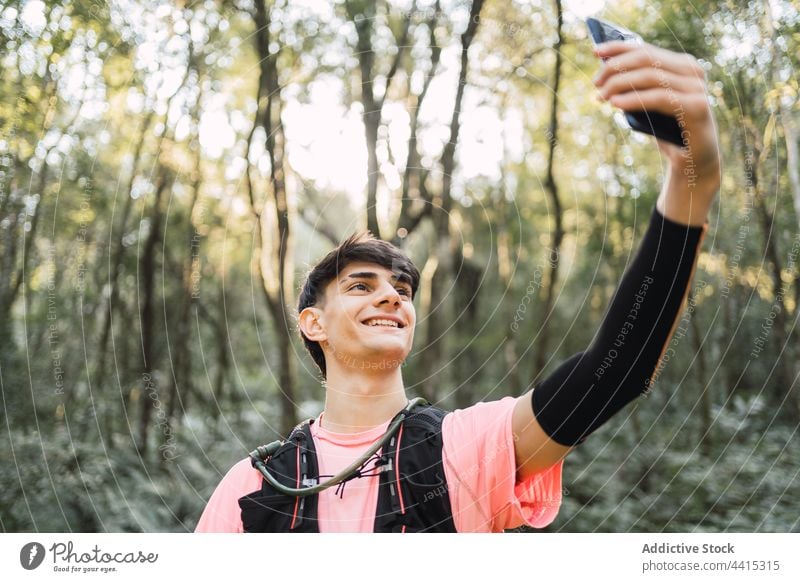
(362, 318), (405, 329)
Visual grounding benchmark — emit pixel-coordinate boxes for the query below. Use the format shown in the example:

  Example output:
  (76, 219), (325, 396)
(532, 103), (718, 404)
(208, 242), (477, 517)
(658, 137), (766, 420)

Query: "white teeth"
(365, 318), (399, 328)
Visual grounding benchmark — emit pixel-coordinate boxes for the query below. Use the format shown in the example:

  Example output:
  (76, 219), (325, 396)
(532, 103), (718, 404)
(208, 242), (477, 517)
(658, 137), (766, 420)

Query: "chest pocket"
(238, 423), (320, 532)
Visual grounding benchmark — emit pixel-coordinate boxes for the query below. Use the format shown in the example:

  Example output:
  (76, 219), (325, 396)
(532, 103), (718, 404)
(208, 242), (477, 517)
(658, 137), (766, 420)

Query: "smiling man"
(195, 39), (720, 533)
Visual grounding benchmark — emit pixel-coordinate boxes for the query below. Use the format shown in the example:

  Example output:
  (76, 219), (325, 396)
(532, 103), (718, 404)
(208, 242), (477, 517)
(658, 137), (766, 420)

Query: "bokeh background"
(1, 0), (799, 532)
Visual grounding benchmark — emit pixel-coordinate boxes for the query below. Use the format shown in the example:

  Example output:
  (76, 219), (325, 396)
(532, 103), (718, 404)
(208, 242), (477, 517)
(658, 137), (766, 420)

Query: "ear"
(298, 307), (327, 342)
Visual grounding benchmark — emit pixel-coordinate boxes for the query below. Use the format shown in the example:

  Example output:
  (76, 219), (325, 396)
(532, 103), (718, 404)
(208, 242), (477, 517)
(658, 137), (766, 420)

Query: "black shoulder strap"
(374, 404), (456, 532)
(238, 420), (320, 532)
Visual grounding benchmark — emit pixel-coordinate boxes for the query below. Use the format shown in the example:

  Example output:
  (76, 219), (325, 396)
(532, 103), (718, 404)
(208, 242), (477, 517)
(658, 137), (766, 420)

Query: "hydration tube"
(249, 397), (428, 497)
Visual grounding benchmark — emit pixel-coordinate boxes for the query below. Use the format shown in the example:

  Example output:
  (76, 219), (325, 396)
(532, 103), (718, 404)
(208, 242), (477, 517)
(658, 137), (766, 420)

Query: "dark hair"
(297, 232), (420, 378)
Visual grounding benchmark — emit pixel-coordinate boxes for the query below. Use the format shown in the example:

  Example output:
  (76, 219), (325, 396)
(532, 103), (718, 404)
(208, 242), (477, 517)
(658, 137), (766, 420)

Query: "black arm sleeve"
(531, 207), (708, 446)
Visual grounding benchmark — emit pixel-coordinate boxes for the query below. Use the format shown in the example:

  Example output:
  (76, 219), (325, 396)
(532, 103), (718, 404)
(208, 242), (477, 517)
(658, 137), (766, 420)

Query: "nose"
(374, 279), (402, 306)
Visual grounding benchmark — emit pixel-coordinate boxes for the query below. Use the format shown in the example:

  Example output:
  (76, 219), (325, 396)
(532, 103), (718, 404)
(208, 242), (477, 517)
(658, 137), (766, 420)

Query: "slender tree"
(420, 0), (485, 397)
(249, 0), (298, 435)
(533, 0), (565, 376)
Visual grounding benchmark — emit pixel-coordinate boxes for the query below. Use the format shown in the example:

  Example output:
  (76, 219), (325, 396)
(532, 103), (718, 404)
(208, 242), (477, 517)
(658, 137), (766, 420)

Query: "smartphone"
(586, 17), (686, 148)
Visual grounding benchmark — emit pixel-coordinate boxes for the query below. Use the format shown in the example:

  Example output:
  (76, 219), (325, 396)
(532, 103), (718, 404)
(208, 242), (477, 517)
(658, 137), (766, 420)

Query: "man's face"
(308, 261), (417, 371)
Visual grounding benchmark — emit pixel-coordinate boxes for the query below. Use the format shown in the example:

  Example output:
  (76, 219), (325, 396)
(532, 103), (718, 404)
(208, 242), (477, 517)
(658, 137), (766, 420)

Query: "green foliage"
(547, 396), (800, 532)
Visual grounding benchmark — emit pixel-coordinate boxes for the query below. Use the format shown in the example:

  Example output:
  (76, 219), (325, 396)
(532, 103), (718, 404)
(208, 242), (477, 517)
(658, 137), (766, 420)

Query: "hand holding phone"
(586, 17), (686, 148)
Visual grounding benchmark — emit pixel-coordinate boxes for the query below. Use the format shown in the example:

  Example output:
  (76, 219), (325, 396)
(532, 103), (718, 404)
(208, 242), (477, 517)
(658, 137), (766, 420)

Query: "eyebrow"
(339, 271), (412, 287)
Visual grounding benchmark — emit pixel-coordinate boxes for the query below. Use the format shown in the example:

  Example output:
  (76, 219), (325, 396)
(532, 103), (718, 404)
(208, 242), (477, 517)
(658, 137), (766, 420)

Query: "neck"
(320, 362), (407, 434)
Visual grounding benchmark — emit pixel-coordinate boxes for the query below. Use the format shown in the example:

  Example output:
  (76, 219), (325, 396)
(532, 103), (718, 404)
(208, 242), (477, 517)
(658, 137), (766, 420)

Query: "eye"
(396, 287), (411, 297)
(349, 282), (369, 292)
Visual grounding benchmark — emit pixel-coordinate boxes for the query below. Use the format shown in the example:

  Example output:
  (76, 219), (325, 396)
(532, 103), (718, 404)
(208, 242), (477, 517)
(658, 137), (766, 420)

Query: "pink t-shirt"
(195, 396), (563, 533)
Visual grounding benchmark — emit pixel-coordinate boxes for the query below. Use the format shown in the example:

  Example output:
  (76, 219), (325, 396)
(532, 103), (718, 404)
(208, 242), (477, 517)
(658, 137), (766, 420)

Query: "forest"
(1, 0), (799, 532)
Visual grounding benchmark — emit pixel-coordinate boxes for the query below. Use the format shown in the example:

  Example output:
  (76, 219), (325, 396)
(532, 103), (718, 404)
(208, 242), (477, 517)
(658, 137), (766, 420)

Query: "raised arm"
(512, 41), (721, 480)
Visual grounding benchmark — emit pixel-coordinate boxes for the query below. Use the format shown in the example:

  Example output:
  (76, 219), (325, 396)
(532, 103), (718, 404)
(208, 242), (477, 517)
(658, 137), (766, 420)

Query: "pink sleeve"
(441, 396), (563, 532)
(195, 459), (261, 533)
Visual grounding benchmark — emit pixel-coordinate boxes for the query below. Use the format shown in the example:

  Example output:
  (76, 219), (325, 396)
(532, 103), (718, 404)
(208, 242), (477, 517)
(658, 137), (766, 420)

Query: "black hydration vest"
(238, 404), (456, 532)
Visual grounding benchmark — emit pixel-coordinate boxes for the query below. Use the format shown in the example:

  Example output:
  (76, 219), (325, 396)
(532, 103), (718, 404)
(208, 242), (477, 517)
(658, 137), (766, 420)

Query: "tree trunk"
(497, 138), (523, 397)
(137, 170), (170, 457)
(345, 0), (381, 237)
(692, 308), (713, 456)
(252, 0), (297, 436)
(166, 61), (205, 445)
(165, 157), (201, 442)
(214, 284), (230, 417)
(780, 100), (800, 229)
(533, 0), (565, 376)
(453, 253), (483, 409)
(778, 98), (800, 386)
(345, 0), (416, 239)
(94, 111), (155, 447)
(421, 0), (485, 397)
(393, 2), (441, 246)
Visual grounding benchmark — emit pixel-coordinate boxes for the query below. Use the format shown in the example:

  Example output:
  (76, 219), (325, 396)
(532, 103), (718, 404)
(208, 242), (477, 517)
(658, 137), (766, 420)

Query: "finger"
(595, 50), (705, 88)
(597, 68), (705, 101)
(594, 45), (705, 86)
(592, 40), (639, 59)
(595, 40), (681, 65)
(608, 88), (709, 118)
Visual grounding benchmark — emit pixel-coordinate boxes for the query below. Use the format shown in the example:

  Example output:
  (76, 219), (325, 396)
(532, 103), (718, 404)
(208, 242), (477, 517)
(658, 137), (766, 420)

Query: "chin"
(361, 344), (410, 368)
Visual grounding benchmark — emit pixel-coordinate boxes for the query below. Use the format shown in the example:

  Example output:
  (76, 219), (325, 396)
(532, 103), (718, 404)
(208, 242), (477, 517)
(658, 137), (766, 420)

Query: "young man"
(195, 40), (720, 532)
